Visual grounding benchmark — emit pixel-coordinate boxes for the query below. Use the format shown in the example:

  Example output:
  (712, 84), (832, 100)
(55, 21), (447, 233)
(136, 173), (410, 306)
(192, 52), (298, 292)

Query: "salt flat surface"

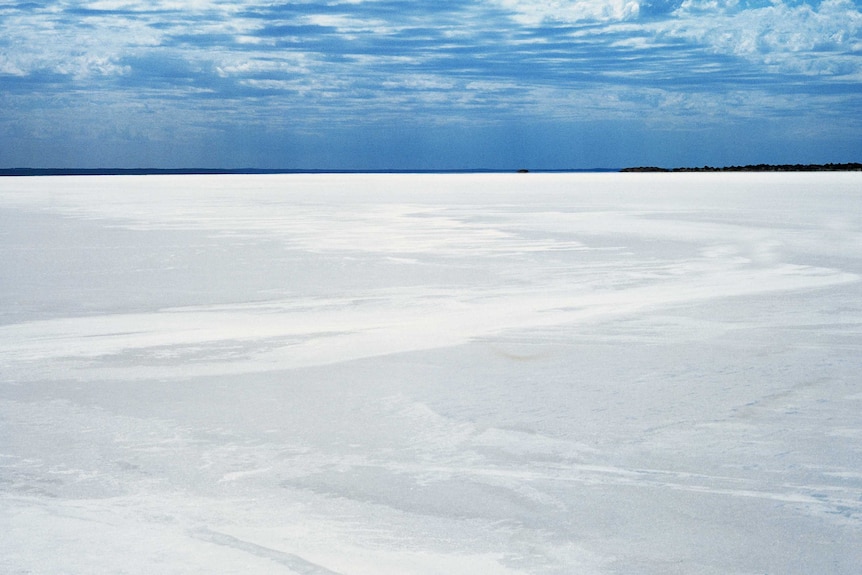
(1, 173), (861, 574)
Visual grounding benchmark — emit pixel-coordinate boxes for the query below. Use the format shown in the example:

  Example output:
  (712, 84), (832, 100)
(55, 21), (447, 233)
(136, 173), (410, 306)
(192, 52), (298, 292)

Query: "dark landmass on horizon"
(621, 162), (862, 172)
(0, 164), (859, 176)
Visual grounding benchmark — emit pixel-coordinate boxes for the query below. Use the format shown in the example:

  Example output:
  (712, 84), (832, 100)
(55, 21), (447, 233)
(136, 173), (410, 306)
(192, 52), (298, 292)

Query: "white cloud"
(490, 0), (641, 24)
(80, 0), (249, 11)
(0, 54), (26, 76)
(1, 0), (859, 165)
(0, 4), (161, 78)
(667, 0), (862, 75)
(382, 75), (457, 91)
(304, 13), (396, 34)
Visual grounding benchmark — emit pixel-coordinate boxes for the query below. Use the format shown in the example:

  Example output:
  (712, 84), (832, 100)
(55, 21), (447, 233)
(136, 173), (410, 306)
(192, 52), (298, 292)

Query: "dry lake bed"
(1, 173), (861, 574)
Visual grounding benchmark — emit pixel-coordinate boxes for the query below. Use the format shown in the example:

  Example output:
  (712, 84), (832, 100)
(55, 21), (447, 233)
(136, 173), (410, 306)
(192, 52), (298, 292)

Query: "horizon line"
(2, 163), (860, 177)
(0, 167), (620, 176)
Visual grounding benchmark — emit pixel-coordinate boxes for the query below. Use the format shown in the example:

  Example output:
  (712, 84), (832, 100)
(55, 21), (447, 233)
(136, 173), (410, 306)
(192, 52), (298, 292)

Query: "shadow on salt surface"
(192, 528), (345, 575)
(277, 391), (859, 528)
(190, 525), (575, 575)
(93, 334), (347, 367)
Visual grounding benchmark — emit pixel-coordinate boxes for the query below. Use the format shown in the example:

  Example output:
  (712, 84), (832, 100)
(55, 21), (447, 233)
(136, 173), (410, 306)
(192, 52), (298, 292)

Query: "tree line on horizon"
(620, 162), (862, 172)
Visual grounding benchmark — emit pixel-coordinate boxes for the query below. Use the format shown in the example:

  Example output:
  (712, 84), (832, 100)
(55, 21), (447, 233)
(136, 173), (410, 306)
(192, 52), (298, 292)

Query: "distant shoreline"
(620, 163), (862, 172)
(0, 168), (614, 176)
(0, 164), (859, 176)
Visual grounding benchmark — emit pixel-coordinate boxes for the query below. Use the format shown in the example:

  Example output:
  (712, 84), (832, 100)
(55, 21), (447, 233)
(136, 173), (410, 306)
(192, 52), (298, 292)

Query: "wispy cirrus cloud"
(490, 0), (641, 24)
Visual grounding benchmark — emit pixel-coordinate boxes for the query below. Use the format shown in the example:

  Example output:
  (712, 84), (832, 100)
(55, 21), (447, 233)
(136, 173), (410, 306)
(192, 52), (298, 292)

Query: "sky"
(1, 0), (861, 170)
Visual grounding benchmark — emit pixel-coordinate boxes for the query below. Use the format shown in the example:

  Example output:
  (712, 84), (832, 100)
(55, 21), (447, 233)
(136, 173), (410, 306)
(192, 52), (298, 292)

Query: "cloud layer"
(1, 0), (860, 168)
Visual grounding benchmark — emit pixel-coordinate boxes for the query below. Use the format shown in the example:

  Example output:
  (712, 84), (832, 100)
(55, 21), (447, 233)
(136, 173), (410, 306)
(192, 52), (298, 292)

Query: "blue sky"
(1, 0), (860, 169)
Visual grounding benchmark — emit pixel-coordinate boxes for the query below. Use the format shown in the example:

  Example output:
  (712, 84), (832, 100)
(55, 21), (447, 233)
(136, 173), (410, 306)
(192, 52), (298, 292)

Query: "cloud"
(665, 0), (862, 76)
(0, 0), (860, 167)
(489, 0), (641, 24)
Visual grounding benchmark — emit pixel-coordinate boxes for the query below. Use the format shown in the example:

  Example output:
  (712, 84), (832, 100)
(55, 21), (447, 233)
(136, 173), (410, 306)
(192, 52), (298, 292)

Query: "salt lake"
(1, 173), (860, 574)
